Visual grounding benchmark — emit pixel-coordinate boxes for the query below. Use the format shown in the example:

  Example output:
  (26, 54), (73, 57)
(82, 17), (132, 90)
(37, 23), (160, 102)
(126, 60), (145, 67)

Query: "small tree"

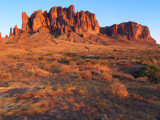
(139, 65), (159, 84)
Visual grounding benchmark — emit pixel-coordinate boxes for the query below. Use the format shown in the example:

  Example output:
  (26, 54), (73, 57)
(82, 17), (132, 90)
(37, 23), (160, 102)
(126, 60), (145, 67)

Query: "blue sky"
(0, 0), (160, 43)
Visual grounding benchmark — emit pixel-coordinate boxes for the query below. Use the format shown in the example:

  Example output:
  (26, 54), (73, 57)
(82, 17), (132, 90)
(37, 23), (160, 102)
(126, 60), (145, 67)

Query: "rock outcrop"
(13, 25), (20, 36)
(5, 35), (9, 38)
(5, 5), (156, 44)
(0, 32), (4, 44)
(22, 5), (99, 34)
(100, 22), (155, 43)
(10, 28), (13, 36)
(22, 12), (30, 31)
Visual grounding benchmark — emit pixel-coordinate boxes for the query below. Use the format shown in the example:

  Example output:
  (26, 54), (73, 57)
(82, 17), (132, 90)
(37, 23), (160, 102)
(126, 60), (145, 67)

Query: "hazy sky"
(0, 0), (159, 43)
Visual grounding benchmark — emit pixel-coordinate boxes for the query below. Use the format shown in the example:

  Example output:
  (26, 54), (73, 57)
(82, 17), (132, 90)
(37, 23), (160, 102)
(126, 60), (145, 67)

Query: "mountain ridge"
(0, 5), (157, 45)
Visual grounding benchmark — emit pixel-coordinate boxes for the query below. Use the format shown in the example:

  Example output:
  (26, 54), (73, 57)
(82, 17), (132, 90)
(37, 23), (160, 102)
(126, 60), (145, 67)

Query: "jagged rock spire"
(22, 5), (99, 34)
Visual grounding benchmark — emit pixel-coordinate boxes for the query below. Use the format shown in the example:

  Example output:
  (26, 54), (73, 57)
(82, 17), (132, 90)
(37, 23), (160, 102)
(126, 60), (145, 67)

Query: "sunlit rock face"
(22, 12), (30, 32)
(13, 25), (20, 36)
(100, 21), (156, 44)
(22, 5), (99, 34)
(0, 32), (2, 38)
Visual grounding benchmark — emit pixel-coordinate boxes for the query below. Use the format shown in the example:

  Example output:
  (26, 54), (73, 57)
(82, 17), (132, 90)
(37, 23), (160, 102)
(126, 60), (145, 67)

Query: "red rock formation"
(20, 5), (99, 34)
(0, 32), (2, 38)
(5, 35), (9, 38)
(13, 25), (20, 36)
(10, 28), (13, 36)
(43, 11), (50, 29)
(30, 9), (47, 32)
(0, 33), (4, 44)
(74, 10), (99, 33)
(9, 5), (156, 44)
(22, 12), (30, 31)
(100, 22), (153, 40)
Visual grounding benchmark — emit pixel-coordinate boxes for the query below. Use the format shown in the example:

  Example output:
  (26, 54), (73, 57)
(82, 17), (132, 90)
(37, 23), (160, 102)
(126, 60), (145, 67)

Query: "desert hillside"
(0, 5), (160, 120)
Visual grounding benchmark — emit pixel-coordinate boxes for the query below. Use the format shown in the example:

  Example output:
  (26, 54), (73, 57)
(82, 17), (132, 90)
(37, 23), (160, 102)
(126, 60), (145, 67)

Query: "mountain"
(19, 5), (99, 35)
(1, 5), (157, 45)
(100, 22), (156, 44)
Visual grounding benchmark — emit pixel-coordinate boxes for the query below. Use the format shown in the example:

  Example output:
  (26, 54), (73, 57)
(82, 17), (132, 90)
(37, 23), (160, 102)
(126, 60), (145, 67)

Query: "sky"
(0, 0), (160, 43)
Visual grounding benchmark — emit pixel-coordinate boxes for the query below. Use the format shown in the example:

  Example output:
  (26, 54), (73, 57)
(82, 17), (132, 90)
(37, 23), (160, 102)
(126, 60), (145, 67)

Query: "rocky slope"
(100, 22), (156, 44)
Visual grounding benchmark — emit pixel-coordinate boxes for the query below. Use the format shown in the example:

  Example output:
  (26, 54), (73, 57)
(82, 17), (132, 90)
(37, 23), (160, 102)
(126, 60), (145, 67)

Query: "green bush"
(139, 65), (159, 84)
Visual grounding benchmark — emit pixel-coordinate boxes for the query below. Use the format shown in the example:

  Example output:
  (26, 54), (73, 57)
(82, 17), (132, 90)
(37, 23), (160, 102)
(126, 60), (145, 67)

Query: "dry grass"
(99, 72), (112, 82)
(106, 81), (129, 98)
(0, 72), (12, 80)
(0, 32), (160, 119)
(23, 68), (52, 77)
(136, 76), (148, 82)
(113, 72), (135, 81)
(80, 70), (92, 80)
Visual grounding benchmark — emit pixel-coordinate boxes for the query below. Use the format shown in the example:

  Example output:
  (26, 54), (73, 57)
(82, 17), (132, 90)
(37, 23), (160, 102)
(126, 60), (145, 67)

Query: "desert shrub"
(90, 59), (107, 65)
(123, 74), (135, 81)
(80, 63), (111, 75)
(45, 52), (52, 56)
(80, 70), (92, 80)
(38, 56), (45, 61)
(22, 63), (37, 70)
(60, 56), (71, 64)
(23, 68), (52, 77)
(113, 72), (135, 81)
(26, 57), (35, 60)
(139, 65), (159, 84)
(33, 69), (52, 77)
(99, 72), (112, 82)
(8, 54), (20, 59)
(73, 57), (85, 65)
(136, 77), (148, 82)
(59, 65), (72, 75)
(140, 57), (154, 65)
(66, 52), (77, 57)
(23, 70), (34, 76)
(69, 61), (77, 66)
(0, 72), (12, 80)
(98, 60), (108, 66)
(106, 82), (129, 98)
(43, 64), (51, 70)
(123, 62), (131, 67)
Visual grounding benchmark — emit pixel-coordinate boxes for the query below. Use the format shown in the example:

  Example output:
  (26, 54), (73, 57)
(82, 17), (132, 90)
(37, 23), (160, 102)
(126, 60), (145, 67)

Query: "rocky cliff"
(100, 22), (156, 43)
(20, 5), (99, 35)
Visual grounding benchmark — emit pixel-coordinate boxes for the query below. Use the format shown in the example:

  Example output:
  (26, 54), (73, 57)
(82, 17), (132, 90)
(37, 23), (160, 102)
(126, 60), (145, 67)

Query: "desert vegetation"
(0, 39), (160, 120)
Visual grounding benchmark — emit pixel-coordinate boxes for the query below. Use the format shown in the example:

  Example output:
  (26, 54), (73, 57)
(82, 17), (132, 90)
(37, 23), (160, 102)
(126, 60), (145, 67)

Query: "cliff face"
(21, 5), (99, 34)
(100, 22), (156, 43)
